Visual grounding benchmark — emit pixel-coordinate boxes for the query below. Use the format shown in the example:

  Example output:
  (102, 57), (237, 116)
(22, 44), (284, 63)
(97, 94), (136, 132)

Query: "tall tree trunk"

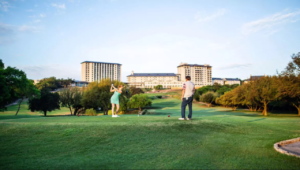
(263, 101), (268, 116)
(292, 104), (300, 116)
(44, 111), (47, 117)
(74, 108), (79, 115)
(247, 105), (252, 111)
(15, 98), (23, 116)
(254, 105), (258, 112)
(68, 104), (73, 115)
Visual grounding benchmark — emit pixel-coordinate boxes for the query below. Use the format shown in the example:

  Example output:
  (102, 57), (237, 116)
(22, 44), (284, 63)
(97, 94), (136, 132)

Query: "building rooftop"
(177, 64), (212, 68)
(81, 61), (122, 65)
(225, 78), (240, 81)
(74, 80), (89, 83)
(127, 73), (177, 77)
(212, 78), (240, 81)
(212, 78), (223, 80)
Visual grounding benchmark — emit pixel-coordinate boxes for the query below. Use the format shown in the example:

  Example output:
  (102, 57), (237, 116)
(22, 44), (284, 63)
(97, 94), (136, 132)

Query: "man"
(179, 76), (195, 120)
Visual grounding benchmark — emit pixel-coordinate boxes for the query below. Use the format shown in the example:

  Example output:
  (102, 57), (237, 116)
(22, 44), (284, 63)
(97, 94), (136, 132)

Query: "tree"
(72, 88), (83, 115)
(36, 77), (74, 91)
(212, 82), (222, 91)
(82, 79), (127, 115)
(60, 87), (84, 115)
(279, 52), (300, 115)
(129, 87), (144, 95)
(154, 85), (163, 90)
(241, 82), (260, 111)
(59, 88), (74, 115)
(216, 91), (238, 110)
(128, 94), (152, 111)
(193, 90), (200, 101)
(15, 79), (40, 115)
(28, 89), (60, 116)
(197, 86), (213, 95)
(200, 91), (219, 107)
(0, 63), (28, 111)
(216, 86), (231, 95)
(0, 59), (4, 68)
(255, 76), (279, 116)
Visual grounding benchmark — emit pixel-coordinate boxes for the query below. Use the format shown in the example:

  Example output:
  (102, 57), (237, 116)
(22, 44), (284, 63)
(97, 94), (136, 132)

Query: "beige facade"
(127, 63), (213, 89)
(212, 78), (240, 85)
(177, 63), (212, 86)
(127, 72), (182, 88)
(81, 61), (121, 82)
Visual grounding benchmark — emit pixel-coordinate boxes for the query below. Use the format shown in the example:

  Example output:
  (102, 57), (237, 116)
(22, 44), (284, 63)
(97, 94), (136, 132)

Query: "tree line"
(1, 59), (152, 116)
(28, 79), (151, 116)
(215, 52), (300, 116)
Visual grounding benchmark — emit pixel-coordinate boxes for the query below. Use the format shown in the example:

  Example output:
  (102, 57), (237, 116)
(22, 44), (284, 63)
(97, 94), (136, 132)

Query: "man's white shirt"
(183, 81), (195, 99)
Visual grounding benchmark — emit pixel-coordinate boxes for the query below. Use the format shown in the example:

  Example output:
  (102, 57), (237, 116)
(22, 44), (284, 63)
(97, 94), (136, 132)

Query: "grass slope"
(0, 95), (299, 169)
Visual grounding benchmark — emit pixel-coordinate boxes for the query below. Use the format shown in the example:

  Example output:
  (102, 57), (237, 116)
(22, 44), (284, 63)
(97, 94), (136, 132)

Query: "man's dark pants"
(181, 97), (193, 118)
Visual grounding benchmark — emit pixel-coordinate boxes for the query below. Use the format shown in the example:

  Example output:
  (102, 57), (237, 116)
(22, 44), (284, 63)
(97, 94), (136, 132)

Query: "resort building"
(177, 63), (212, 86)
(212, 78), (241, 85)
(243, 75), (265, 84)
(71, 80), (89, 87)
(81, 61), (122, 82)
(127, 63), (213, 89)
(127, 72), (182, 88)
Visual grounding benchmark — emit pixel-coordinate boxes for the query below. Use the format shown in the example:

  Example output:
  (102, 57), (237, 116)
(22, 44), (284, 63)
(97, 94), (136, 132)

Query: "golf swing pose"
(110, 84), (123, 117)
(179, 76), (195, 120)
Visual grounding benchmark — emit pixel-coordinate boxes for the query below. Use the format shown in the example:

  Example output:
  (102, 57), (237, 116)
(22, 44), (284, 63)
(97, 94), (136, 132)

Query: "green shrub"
(193, 90), (200, 101)
(128, 94), (152, 111)
(200, 91), (219, 106)
(85, 108), (97, 116)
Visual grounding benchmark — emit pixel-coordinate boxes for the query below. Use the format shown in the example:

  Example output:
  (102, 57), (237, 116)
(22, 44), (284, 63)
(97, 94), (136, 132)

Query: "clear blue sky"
(1, 0), (300, 81)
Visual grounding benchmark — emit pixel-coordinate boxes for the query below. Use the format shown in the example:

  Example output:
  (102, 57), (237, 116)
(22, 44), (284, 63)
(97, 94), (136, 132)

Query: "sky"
(1, 0), (300, 82)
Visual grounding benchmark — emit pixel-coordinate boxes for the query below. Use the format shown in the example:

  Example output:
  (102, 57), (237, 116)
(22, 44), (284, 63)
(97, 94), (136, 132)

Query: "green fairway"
(0, 95), (300, 169)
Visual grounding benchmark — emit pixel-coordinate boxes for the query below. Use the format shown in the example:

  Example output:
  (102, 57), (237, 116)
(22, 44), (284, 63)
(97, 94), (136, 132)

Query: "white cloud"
(18, 25), (40, 32)
(0, 0), (10, 11)
(216, 63), (252, 70)
(40, 14), (46, 17)
(26, 9), (34, 12)
(242, 9), (300, 35)
(52, 3), (66, 10)
(33, 19), (41, 23)
(195, 9), (226, 22)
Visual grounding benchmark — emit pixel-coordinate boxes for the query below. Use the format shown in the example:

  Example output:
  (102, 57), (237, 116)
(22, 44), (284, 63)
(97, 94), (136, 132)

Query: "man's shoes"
(187, 118), (192, 120)
(178, 118), (186, 120)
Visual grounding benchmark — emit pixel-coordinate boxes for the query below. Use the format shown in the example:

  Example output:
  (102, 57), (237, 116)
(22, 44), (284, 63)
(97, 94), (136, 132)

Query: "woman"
(110, 84), (123, 117)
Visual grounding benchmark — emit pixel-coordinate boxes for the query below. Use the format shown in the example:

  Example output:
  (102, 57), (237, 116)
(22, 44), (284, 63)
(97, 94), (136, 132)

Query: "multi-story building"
(127, 63), (213, 89)
(127, 72), (181, 88)
(243, 75), (265, 84)
(81, 61), (122, 82)
(71, 80), (89, 87)
(177, 63), (212, 86)
(212, 78), (240, 85)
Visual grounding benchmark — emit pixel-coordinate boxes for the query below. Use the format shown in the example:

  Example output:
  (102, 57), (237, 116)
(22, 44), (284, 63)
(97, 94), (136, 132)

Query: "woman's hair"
(118, 85), (123, 88)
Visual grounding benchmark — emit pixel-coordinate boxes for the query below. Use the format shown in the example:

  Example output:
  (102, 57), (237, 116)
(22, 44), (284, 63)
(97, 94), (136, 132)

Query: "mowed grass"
(0, 95), (300, 169)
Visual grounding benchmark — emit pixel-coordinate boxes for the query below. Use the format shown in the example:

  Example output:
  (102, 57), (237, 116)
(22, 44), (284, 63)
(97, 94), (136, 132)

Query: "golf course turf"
(0, 94), (300, 169)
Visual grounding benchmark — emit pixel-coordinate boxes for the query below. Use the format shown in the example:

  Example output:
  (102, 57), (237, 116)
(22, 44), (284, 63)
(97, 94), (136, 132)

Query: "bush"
(193, 90), (200, 101)
(85, 108), (97, 116)
(129, 87), (144, 95)
(154, 85), (163, 90)
(128, 94), (152, 111)
(200, 91), (219, 106)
